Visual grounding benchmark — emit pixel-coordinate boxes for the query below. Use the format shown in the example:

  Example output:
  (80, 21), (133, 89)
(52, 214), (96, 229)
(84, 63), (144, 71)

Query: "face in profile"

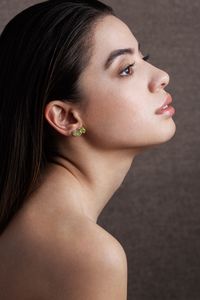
(77, 15), (176, 152)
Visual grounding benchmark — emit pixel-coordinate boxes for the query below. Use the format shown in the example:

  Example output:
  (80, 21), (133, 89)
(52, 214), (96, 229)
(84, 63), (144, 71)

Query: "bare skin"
(0, 15), (176, 299)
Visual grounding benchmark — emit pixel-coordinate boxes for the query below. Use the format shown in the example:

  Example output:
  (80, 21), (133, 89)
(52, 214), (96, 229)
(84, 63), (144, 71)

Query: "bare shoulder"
(0, 214), (127, 299)
(46, 217), (128, 300)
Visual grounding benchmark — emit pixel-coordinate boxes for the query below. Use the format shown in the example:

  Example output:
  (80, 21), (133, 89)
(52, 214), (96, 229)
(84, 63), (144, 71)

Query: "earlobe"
(44, 101), (83, 137)
(72, 126), (87, 137)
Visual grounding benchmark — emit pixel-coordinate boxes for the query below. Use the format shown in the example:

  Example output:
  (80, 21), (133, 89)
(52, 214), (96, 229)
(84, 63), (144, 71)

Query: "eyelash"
(120, 63), (135, 77)
(119, 54), (150, 77)
(143, 54), (150, 61)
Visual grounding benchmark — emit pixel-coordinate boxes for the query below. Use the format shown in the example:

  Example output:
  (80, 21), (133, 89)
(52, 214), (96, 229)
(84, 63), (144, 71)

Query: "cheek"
(82, 86), (149, 148)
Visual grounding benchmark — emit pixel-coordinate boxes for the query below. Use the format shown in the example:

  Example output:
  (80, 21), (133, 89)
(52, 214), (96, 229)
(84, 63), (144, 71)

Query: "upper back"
(0, 210), (127, 300)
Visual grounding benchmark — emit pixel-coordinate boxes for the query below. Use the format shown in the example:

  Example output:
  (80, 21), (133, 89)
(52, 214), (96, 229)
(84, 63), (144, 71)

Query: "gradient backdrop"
(0, 1), (199, 299)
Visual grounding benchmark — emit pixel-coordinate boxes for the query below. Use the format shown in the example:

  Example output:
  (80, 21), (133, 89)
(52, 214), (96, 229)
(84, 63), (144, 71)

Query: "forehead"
(92, 15), (138, 57)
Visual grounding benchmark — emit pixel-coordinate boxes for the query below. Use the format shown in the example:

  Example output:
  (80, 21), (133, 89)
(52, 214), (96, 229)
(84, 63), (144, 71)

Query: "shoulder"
(44, 218), (128, 299)
(5, 214), (128, 299)
(0, 211), (127, 299)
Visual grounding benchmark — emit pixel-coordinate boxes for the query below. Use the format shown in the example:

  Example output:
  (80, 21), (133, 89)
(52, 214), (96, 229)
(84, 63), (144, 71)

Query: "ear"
(44, 100), (83, 136)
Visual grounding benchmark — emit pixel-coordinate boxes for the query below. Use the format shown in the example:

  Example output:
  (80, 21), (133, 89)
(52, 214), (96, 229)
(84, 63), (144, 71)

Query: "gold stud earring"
(72, 126), (86, 137)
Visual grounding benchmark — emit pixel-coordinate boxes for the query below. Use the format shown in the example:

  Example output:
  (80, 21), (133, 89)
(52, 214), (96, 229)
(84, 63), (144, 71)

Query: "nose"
(148, 67), (170, 93)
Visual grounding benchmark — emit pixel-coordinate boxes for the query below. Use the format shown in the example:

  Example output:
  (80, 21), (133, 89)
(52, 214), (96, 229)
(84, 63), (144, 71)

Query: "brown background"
(0, 1), (200, 299)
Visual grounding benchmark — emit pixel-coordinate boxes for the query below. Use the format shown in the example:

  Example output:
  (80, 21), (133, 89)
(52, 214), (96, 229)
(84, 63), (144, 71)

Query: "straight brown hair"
(0, 0), (114, 234)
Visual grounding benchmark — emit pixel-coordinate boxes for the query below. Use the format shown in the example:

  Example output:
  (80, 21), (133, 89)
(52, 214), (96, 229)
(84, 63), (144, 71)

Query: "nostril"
(161, 82), (167, 88)
(162, 73), (170, 87)
(148, 71), (169, 93)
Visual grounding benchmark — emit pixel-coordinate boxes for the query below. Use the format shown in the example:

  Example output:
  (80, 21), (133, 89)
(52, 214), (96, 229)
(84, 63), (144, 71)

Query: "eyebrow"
(104, 43), (141, 70)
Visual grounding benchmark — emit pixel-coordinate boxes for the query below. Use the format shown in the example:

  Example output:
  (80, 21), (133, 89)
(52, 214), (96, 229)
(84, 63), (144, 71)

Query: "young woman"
(0, 0), (176, 299)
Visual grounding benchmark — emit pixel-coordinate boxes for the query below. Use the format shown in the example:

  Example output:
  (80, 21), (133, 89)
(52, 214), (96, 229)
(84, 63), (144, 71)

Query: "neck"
(40, 140), (139, 223)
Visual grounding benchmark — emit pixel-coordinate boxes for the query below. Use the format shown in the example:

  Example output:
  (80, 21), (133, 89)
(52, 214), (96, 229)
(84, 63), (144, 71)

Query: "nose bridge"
(149, 64), (170, 92)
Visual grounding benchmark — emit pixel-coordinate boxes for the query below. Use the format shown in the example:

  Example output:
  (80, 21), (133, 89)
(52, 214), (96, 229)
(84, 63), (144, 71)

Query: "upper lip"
(156, 93), (173, 113)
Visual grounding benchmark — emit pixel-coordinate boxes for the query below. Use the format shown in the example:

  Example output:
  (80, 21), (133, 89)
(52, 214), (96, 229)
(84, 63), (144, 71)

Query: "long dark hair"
(0, 0), (114, 234)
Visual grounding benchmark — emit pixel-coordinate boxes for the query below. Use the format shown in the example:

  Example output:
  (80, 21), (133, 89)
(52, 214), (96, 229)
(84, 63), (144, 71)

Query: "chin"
(132, 120), (176, 154)
(159, 119), (176, 143)
(149, 120), (176, 148)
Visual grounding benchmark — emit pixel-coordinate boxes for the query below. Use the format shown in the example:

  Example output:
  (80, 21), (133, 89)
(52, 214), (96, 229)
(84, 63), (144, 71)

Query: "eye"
(120, 63), (135, 77)
(143, 54), (150, 61)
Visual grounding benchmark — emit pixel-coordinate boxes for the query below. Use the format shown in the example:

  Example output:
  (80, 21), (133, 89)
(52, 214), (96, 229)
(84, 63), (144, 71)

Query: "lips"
(156, 94), (174, 115)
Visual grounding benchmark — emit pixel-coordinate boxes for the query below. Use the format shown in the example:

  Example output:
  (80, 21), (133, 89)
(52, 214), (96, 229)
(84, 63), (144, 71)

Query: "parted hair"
(0, 0), (114, 234)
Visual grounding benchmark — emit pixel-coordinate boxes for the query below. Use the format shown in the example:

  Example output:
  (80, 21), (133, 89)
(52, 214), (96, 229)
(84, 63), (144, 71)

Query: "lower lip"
(157, 105), (175, 117)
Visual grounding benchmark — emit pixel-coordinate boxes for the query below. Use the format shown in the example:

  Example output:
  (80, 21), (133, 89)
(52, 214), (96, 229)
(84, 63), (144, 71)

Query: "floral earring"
(72, 126), (86, 137)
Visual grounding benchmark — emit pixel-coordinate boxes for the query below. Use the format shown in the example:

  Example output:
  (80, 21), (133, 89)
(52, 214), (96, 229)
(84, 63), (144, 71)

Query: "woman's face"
(78, 15), (176, 151)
